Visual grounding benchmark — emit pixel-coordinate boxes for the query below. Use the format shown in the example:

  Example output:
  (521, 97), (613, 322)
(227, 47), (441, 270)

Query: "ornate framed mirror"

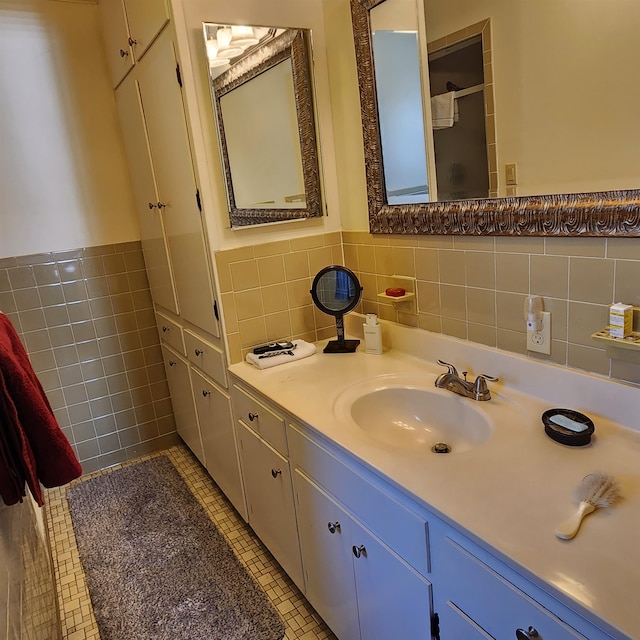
(204, 25), (323, 227)
(351, 0), (640, 236)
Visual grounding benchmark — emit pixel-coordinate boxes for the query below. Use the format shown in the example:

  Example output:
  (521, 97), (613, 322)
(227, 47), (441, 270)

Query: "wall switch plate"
(527, 311), (551, 354)
(505, 163), (518, 185)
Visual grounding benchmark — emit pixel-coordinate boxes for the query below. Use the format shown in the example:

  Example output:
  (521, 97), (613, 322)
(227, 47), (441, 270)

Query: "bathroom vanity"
(228, 320), (639, 640)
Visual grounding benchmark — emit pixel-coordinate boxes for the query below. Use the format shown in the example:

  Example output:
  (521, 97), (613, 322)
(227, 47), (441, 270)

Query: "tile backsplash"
(215, 232), (344, 363)
(0, 242), (178, 474)
(343, 232), (640, 385)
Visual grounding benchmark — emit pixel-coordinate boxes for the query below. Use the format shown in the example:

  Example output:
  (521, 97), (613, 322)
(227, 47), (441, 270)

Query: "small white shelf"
(377, 291), (415, 305)
(591, 328), (640, 351)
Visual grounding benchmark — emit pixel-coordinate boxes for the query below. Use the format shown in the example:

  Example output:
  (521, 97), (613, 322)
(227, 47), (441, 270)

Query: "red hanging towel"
(0, 313), (82, 506)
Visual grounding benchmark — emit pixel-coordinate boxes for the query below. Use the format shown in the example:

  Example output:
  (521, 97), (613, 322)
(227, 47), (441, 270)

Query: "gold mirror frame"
(351, 0), (640, 236)
(212, 29), (322, 227)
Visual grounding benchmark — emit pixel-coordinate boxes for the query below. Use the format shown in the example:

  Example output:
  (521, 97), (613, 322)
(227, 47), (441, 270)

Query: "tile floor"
(45, 444), (337, 640)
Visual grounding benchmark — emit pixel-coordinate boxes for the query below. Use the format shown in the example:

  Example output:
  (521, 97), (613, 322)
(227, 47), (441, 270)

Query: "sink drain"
(431, 442), (452, 454)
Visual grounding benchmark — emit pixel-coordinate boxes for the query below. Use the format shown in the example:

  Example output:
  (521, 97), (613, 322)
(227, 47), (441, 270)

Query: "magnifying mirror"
(310, 265), (363, 353)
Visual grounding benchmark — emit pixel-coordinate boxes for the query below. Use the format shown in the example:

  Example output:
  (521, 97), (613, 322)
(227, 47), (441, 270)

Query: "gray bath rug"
(67, 456), (285, 640)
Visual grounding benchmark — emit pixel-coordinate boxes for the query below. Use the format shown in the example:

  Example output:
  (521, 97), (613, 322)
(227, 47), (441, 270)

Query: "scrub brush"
(555, 472), (620, 540)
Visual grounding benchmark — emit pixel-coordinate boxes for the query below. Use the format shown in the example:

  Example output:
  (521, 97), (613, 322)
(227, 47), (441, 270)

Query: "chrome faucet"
(434, 360), (498, 401)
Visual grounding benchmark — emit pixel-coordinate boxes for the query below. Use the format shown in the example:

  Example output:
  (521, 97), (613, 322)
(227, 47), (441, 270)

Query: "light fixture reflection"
(206, 38), (230, 68)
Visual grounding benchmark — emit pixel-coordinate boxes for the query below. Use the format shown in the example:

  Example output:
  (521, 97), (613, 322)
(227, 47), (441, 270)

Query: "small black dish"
(542, 408), (595, 446)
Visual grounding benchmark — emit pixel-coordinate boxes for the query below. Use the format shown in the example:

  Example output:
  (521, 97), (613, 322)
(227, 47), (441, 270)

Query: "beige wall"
(0, 0), (139, 258)
(173, 0), (343, 253)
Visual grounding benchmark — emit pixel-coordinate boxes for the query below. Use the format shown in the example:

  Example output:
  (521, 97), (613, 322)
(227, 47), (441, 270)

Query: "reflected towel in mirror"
(431, 91), (459, 129)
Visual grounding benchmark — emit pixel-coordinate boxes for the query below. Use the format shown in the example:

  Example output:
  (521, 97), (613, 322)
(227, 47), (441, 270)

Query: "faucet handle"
(436, 359), (459, 376)
(473, 373), (499, 400)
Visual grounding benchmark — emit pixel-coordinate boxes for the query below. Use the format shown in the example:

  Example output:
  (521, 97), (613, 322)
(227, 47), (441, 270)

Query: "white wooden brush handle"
(555, 501), (596, 539)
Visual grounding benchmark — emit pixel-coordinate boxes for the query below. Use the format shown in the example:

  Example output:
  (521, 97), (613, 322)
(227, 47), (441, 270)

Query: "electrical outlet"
(527, 311), (551, 354)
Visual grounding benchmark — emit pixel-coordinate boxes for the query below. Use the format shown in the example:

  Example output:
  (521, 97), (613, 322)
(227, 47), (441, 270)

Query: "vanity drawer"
(434, 533), (587, 640)
(231, 383), (287, 456)
(184, 329), (227, 389)
(156, 311), (184, 355)
(289, 424), (429, 578)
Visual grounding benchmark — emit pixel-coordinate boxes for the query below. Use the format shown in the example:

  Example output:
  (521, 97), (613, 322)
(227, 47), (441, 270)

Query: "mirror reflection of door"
(429, 36), (489, 201)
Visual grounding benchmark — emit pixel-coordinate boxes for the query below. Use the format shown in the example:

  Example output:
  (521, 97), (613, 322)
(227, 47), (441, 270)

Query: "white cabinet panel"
(99, 0), (169, 87)
(123, 0), (169, 60)
(115, 74), (178, 314)
(236, 421), (303, 589)
(294, 470), (360, 640)
(191, 368), (245, 520)
(352, 522), (432, 640)
(136, 32), (218, 336)
(99, 0), (133, 87)
(161, 344), (203, 465)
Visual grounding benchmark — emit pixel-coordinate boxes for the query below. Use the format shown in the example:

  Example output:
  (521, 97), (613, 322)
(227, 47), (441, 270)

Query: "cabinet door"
(294, 470), (361, 640)
(236, 421), (303, 589)
(137, 32), (218, 336)
(162, 345), (204, 465)
(115, 74), (178, 314)
(191, 368), (246, 520)
(123, 0), (169, 61)
(99, 0), (133, 87)
(352, 522), (433, 640)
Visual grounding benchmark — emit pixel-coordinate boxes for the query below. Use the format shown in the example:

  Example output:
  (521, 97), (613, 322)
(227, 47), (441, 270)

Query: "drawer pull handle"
(352, 545), (366, 558)
(119, 48), (129, 58)
(248, 412), (258, 422)
(327, 521), (341, 534)
(271, 469), (282, 478)
(516, 627), (539, 640)
(195, 348), (203, 356)
(202, 390), (210, 397)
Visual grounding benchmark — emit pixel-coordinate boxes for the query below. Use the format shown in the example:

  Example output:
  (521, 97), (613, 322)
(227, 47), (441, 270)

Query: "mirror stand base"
(323, 339), (360, 354)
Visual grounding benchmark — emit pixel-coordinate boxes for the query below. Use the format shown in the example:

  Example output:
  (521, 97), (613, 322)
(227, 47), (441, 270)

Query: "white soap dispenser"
(363, 313), (383, 354)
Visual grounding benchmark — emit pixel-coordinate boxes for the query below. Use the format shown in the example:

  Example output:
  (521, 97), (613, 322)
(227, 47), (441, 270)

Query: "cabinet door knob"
(248, 412), (258, 422)
(195, 348), (203, 356)
(119, 48), (129, 58)
(168, 360), (176, 367)
(128, 37), (137, 46)
(202, 390), (211, 397)
(148, 202), (157, 209)
(271, 469), (282, 478)
(352, 544), (366, 558)
(162, 325), (170, 332)
(157, 201), (166, 209)
(327, 521), (341, 534)
(516, 627), (539, 640)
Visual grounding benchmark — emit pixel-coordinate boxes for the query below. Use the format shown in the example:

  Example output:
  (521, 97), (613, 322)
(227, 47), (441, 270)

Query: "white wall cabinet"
(134, 30), (219, 338)
(115, 72), (179, 315)
(99, 0), (169, 87)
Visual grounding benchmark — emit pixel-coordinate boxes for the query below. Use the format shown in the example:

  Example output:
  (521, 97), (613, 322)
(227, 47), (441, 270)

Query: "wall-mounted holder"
(591, 328), (640, 351)
(377, 275), (416, 308)
(591, 306), (640, 353)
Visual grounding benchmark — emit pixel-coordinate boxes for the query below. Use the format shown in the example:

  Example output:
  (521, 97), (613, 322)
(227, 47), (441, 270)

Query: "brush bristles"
(574, 472), (620, 507)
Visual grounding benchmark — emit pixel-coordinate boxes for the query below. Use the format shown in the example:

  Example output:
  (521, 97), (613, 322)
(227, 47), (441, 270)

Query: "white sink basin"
(333, 374), (494, 454)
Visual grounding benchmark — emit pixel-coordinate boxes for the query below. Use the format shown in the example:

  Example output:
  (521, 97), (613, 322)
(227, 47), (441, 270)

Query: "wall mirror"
(203, 24), (323, 227)
(310, 266), (362, 353)
(351, 0), (640, 235)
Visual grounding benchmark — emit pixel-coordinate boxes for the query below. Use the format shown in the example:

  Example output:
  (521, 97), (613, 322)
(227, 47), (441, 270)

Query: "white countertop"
(229, 325), (640, 640)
